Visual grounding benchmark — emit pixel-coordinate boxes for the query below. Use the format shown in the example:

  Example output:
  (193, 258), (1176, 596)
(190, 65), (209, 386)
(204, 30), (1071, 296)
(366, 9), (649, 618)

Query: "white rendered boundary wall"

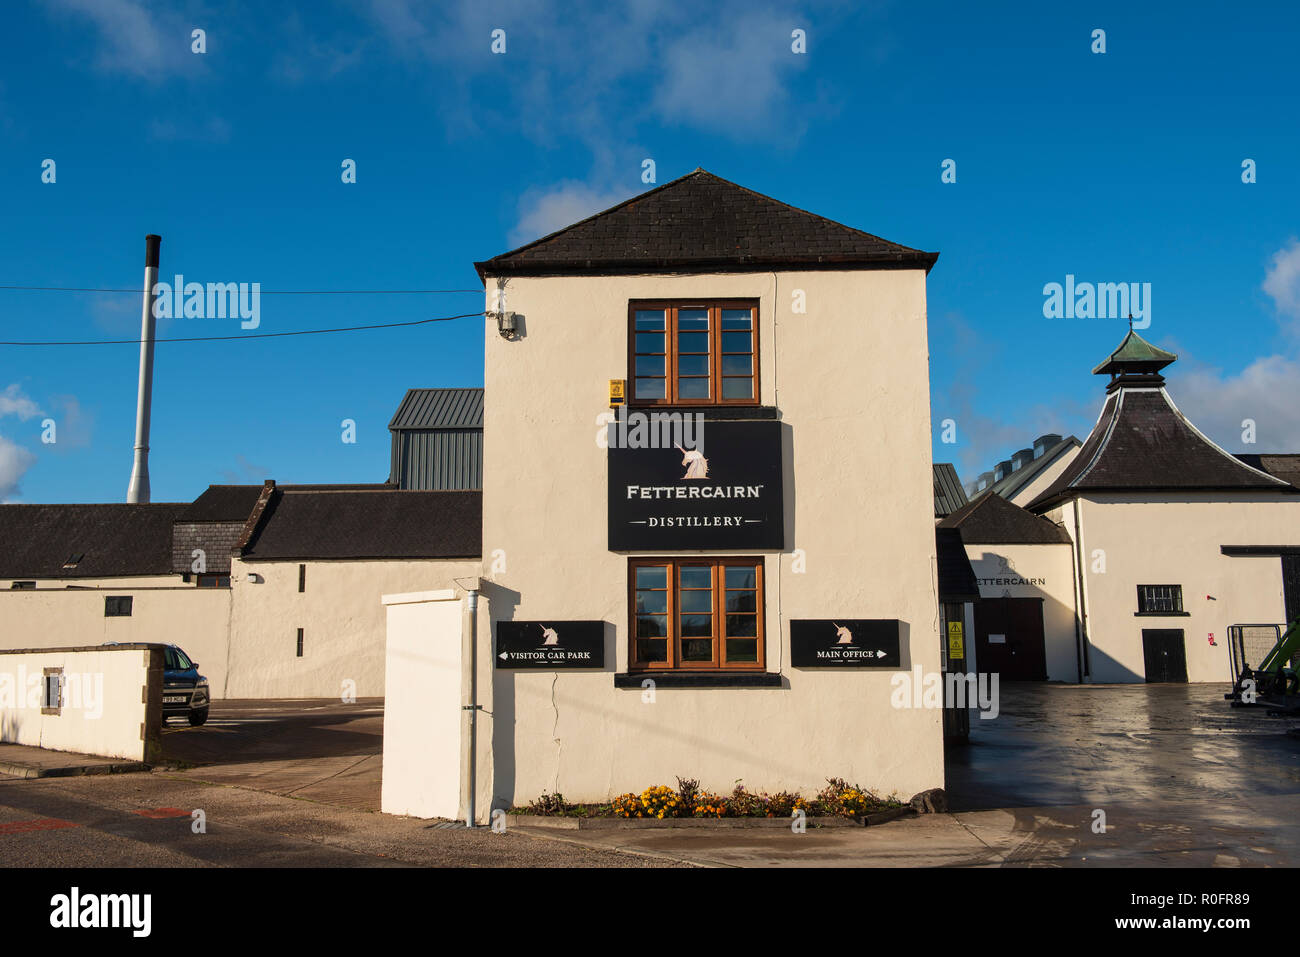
(380, 591), (465, 821)
(0, 644), (164, 761)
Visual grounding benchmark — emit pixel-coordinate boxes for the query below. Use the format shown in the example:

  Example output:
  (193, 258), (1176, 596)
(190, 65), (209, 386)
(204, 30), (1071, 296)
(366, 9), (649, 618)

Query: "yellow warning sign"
(947, 620), (965, 659)
(609, 379), (626, 406)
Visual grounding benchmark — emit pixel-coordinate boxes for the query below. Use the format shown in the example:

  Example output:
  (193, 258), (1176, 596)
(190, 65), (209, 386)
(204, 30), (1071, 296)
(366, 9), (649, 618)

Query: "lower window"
(630, 558), (764, 670)
(1137, 584), (1183, 614)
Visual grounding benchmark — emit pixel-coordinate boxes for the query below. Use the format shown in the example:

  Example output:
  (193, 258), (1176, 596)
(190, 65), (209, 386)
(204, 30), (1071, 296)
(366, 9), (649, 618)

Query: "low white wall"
(380, 590), (464, 821)
(0, 586), (230, 699)
(0, 645), (162, 761)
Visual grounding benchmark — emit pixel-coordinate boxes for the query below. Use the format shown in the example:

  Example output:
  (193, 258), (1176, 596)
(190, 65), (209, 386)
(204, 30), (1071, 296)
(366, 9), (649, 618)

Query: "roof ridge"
(475, 169), (938, 279)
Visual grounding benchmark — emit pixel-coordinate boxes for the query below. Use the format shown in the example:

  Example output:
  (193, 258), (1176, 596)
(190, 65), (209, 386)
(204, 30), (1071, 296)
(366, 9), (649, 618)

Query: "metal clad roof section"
(932, 463), (969, 518)
(388, 388), (485, 430)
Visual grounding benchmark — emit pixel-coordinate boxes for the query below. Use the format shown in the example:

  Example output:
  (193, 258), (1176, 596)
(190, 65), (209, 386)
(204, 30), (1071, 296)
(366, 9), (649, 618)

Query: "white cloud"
(508, 182), (631, 248)
(360, 1), (827, 145)
(41, 0), (202, 78)
(654, 13), (807, 133)
(0, 384), (41, 420)
(1169, 353), (1300, 453)
(1263, 238), (1300, 329)
(0, 435), (37, 502)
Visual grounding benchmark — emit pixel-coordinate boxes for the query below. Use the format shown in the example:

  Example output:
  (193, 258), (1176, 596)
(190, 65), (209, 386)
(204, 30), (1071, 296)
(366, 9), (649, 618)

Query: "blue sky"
(2, 0), (1299, 503)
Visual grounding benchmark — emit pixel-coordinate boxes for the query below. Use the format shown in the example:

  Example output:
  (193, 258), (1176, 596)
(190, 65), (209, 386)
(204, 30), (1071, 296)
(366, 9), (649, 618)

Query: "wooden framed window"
(629, 301), (758, 406)
(629, 558), (764, 670)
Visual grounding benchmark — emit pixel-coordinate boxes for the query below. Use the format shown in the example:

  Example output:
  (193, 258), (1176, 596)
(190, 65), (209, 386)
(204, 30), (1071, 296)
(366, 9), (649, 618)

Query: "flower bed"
(507, 777), (904, 821)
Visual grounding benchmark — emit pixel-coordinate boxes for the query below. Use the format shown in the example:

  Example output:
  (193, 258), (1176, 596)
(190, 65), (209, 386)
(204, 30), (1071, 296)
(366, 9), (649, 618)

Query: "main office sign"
(790, 619), (903, 668)
(607, 419), (783, 550)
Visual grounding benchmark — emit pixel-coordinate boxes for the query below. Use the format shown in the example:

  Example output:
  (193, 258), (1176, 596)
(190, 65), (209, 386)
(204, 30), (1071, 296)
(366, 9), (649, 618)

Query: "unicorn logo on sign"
(832, 623), (854, 645)
(539, 625), (559, 646)
(674, 444), (708, 480)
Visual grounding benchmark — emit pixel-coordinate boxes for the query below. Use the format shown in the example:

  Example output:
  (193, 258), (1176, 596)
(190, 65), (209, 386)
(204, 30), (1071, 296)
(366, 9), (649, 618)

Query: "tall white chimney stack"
(126, 234), (161, 504)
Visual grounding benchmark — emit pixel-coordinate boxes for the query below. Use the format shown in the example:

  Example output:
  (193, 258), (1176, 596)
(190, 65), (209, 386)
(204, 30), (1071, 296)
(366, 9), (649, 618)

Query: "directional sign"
(789, 619), (902, 668)
(495, 620), (605, 670)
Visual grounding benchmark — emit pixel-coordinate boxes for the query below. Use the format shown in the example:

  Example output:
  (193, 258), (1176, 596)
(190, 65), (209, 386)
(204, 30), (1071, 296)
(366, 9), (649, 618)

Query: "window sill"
(1133, 611), (1190, 617)
(614, 671), (783, 689)
(625, 405), (778, 420)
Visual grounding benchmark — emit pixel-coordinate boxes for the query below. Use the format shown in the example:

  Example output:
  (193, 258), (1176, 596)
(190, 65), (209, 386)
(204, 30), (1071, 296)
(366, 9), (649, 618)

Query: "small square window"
(41, 669), (63, 714)
(1137, 585), (1183, 614)
(104, 595), (133, 617)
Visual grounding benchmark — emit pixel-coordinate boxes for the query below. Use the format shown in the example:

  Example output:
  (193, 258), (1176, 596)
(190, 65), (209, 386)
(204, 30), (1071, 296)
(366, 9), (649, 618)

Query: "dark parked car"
(161, 645), (209, 726)
(103, 642), (210, 726)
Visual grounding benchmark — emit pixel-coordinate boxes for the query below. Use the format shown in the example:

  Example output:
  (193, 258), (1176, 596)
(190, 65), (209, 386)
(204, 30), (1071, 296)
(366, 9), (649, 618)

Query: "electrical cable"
(0, 312), (482, 346)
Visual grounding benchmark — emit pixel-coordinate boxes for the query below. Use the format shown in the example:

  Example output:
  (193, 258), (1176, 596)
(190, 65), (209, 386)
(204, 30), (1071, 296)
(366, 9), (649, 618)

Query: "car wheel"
(188, 708), (209, 727)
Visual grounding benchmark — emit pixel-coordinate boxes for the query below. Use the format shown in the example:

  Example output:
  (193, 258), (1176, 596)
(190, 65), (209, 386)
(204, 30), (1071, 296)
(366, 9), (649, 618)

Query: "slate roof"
(182, 482), (397, 525)
(939, 491), (1072, 544)
(935, 527), (980, 601)
(1026, 389), (1295, 511)
(1235, 454), (1300, 490)
(933, 463), (969, 518)
(988, 436), (1081, 501)
(239, 489), (481, 561)
(180, 485), (266, 522)
(0, 503), (187, 579)
(388, 388), (484, 430)
(475, 170), (938, 280)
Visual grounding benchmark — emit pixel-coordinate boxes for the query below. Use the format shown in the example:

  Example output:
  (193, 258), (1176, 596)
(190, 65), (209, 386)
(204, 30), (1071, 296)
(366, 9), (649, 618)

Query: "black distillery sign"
(495, 621), (605, 669)
(607, 419), (784, 550)
(790, 619), (902, 668)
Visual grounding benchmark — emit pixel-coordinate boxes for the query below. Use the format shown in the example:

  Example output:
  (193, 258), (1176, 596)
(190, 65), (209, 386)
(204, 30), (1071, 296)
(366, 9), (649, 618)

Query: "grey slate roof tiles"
(0, 503), (187, 578)
(939, 491), (1072, 545)
(239, 489), (481, 561)
(1026, 389), (1295, 511)
(475, 170), (938, 279)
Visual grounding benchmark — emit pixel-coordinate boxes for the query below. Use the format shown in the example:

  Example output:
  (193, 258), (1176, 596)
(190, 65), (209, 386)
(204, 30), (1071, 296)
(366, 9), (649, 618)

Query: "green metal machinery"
(1228, 618), (1300, 711)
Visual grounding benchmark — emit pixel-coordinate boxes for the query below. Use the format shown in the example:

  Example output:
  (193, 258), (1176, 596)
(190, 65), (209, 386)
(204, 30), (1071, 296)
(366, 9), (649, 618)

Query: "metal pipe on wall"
(460, 583), (479, 827)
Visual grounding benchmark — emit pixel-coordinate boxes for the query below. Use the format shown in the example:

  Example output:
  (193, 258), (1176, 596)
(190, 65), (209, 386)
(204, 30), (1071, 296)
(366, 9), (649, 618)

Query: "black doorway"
(974, 597), (1047, 680)
(1141, 629), (1188, 683)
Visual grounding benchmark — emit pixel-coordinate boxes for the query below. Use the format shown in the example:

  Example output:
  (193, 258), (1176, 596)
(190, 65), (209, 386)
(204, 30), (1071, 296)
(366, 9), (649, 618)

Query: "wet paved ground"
(946, 682), (1300, 811)
(1, 699), (677, 867)
(160, 698), (385, 811)
(5, 686), (1298, 866)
